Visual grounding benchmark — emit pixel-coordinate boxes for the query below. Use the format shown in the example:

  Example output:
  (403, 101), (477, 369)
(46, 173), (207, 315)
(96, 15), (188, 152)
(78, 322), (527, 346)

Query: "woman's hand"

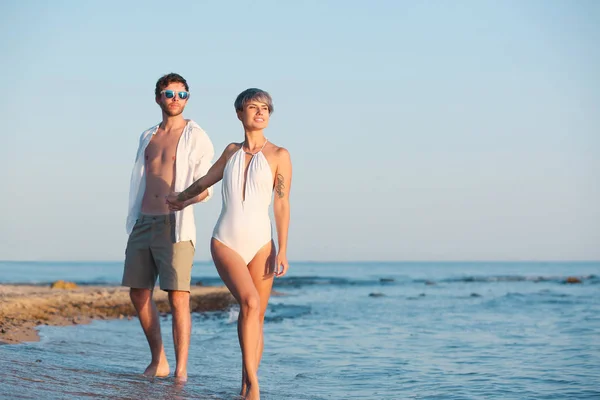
(166, 192), (186, 211)
(275, 252), (289, 277)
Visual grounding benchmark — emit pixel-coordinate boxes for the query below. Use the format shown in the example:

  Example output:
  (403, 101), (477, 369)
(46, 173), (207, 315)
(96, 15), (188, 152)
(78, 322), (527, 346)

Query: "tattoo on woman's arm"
(177, 181), (205, 202)
(276, 174), (285, 198)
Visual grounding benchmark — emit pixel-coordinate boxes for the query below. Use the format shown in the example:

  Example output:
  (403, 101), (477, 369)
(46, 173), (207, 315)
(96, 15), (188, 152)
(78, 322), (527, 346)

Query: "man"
(122, 73), (214, 382)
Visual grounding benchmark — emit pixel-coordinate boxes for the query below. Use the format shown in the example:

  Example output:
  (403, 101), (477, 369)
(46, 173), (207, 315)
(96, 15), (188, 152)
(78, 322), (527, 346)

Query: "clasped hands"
(165, 192), (185, 212)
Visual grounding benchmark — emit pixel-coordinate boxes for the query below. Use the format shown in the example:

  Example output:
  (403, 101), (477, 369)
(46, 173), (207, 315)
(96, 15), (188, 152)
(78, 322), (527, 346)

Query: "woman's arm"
(167, 143), (237, 209)
(178, 136), (216, 208)
(273, 147), (292, 277)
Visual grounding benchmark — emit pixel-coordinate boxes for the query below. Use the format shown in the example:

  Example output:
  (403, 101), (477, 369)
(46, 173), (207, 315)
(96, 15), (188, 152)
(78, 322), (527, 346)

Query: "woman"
(167, 88), (292, 400)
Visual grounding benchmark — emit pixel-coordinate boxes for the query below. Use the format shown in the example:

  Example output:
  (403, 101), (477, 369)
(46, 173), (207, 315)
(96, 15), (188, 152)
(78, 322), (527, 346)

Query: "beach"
(0, 283), (235, 345)
(1, 261), (599, 399)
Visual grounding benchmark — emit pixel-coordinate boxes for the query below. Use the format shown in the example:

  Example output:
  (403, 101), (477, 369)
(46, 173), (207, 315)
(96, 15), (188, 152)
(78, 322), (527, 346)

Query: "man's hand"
(275, 252), (289, 277)
(166, 192), (186, 211)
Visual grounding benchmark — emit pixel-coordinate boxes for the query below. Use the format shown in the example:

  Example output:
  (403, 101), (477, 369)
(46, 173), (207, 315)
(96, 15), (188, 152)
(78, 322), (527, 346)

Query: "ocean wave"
(192, 274), (598, 288)
(7, 273), (595, 290)
(216, 303), (312, 324)
(435, 274), (597, 285)
(193, 275), (388, 288)
(265, 303), (312, 322)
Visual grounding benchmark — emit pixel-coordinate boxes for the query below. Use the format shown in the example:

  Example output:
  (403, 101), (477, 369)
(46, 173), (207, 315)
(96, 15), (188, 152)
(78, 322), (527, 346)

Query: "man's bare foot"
(143, 359), (170, 378)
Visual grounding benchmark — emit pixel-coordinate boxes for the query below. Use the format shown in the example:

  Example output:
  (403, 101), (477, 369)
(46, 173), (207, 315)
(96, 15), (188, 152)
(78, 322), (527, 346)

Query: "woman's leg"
(240, 241), (276, 395)
(211, 238), (262, 400)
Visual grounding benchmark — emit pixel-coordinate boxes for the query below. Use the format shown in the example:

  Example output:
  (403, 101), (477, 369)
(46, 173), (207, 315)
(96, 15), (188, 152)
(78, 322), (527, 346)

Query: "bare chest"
(145, 135), (180, 166)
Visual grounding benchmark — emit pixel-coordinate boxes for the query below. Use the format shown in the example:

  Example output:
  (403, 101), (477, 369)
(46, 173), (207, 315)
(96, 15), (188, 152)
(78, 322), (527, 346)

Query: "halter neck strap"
(242, 138), (268, 155)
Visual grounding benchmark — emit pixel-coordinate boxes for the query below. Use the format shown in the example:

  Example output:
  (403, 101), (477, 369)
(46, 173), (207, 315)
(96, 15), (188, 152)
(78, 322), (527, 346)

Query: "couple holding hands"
(122, 73), (292, 400)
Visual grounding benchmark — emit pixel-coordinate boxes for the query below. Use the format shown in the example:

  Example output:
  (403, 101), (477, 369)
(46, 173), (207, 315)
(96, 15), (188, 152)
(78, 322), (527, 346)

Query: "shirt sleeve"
(193, 132), (215, 202)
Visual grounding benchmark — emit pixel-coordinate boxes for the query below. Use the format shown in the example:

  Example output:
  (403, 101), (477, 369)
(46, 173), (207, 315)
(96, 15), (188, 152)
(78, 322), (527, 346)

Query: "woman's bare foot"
(245, 383), (260, 400)
(143, 358), (170, 378)
(240, 377), (249, 397)
(174, 372), (188, 383)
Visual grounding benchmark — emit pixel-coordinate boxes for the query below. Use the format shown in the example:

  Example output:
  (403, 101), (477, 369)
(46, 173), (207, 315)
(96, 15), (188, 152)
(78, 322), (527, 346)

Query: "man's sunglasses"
(161, 90), (189, 100)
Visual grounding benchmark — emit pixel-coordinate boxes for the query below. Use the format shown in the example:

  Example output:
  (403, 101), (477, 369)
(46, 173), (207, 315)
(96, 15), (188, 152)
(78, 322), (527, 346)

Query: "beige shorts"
(122, 214), (194, 292)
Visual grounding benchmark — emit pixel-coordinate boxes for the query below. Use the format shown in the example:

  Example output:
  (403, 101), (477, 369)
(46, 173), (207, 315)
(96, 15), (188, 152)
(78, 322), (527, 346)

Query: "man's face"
(156, 82), (189, 117)
(237, 100), (270, 130)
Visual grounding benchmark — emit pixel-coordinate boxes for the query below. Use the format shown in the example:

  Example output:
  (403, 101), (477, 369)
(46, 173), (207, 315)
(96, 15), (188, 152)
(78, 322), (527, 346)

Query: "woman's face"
(237, 100), (270, 130)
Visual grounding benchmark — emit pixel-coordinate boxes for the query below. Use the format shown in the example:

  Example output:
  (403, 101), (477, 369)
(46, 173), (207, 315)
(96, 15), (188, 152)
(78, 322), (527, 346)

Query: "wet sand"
(0, 284), (236, 345)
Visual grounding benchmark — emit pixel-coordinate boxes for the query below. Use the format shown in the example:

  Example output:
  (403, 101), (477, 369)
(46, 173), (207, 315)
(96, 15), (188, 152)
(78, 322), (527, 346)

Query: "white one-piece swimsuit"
(212, 140), (273, 264)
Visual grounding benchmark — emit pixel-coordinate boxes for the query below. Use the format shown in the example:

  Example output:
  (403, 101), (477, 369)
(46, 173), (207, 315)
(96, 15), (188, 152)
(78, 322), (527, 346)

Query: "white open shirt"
(126, 120), (215, 246)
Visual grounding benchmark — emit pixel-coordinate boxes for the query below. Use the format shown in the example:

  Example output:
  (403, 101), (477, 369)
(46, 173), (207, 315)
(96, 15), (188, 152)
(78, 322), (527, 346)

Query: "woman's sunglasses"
(161, 90), (189, 100)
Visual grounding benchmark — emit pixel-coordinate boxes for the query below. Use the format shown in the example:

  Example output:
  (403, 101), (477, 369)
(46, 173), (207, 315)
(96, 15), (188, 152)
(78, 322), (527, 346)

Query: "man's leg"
(168, 290), (191, 382)
(154, 214), (195, 382)
(155, 234), (194, 382)
(130, 288), (170, 377)
(123, 216), (169, 377)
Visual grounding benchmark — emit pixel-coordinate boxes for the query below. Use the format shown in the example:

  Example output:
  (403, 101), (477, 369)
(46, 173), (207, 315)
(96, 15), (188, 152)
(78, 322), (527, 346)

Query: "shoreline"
(0, 284), (236, 345)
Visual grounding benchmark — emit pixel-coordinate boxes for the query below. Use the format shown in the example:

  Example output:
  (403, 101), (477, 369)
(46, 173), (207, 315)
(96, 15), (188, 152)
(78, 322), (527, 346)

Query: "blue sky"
(1, 0), (598, 261)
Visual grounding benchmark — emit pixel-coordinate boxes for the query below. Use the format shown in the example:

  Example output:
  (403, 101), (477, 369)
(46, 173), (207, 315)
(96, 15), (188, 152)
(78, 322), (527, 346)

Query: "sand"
(0, 284), (236, 345)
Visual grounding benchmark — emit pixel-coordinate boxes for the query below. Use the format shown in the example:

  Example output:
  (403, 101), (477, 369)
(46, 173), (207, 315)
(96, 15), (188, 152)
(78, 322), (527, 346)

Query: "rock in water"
(50, 280), (78, 289)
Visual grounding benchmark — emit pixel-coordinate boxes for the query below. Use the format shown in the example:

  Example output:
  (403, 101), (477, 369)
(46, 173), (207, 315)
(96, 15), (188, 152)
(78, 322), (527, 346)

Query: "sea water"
(0, 261), (599, 399)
